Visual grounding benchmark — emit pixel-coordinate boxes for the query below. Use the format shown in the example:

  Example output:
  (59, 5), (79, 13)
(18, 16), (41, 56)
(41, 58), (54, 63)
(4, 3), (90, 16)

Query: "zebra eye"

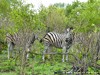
(70, 27), (73, 30)
(65, 38), (69, 42)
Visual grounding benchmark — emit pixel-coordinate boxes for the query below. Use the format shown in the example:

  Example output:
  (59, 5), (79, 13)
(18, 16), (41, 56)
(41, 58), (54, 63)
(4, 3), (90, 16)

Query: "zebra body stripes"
(6, 32), (37, 59)
(40, 27), (74, 62)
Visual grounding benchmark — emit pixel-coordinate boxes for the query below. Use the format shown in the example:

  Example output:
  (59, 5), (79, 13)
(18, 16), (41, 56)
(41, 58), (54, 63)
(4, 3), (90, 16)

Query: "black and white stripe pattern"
(40, 27), (74, 62)
(6, 32), (37, 59)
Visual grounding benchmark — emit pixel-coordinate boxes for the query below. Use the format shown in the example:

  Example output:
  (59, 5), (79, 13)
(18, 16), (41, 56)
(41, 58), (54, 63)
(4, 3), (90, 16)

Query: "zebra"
(6, 32), (38, 59)
(40, 27), (74, 62)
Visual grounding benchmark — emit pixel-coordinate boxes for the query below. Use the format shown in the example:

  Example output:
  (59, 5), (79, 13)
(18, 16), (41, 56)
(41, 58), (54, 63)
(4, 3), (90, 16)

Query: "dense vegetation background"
(0, 0), (100, 75)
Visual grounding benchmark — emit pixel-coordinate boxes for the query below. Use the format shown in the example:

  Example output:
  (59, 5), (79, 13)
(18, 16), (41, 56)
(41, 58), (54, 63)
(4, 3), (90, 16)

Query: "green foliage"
(65, 1), (80, 16)
(65, 0), (100, 33)
(0, 0), (11, 16)
(34, 61), (71, 75)
(0, 0), (11, 41)
(0, 0), (100, 75)
(45, 6), (67, 32)
(0, 59), (15, 72)
(97, 60), (100, 65)
(9, 3), (35, 32)
(53, 3), (66, 8)
(0, 72), (16, 75)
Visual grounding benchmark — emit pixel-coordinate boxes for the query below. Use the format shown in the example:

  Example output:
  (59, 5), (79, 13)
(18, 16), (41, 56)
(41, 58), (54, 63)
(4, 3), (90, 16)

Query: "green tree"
(39, 5), (67, 33)
(53, 3), (66, 8)
(65, 0), (100, 32)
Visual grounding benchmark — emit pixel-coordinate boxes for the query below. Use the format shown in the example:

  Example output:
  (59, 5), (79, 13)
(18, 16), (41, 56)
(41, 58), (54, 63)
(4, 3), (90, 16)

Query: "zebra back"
(6, 32), (37, 47)
(6, 33), (19, 44)
(40, 27), (74, 48)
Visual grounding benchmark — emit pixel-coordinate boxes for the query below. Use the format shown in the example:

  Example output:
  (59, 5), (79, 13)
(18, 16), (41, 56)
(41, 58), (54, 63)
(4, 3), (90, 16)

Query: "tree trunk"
(20, 47), (27, 75)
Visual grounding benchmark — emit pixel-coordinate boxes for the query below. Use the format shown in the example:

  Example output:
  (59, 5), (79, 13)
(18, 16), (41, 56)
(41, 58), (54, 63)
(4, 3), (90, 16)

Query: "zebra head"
(65, 27), (74, 39)
(65, 27), (74, 48)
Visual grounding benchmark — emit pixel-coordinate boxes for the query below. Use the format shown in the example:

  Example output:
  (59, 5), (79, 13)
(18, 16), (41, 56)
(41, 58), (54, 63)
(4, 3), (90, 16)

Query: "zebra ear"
(66, 27), (73, 32)
(70, 27), (73, 30)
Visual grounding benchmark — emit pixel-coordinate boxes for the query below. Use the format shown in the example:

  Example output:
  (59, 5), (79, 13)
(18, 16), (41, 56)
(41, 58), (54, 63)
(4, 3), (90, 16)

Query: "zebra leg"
(66, 46), (70, 61)
(26, 48), (30, 59)
(10, 44), (14, 58)
(11, 44), (15, 58)
(8, 42), (14, 59)
(66, 49), (69, 61)
(42, 46), (49, 61)
(26, 43), (32, 60)
(8, 43), (10, 59)
(62, 46), (66, 62)
(47, 46), (52, 59)
(11, 45), (15, 58)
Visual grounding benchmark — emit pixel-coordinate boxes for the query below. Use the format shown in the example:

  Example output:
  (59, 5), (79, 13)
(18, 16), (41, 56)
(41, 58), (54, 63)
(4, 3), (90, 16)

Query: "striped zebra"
(6, 32), (38, 59)
(40, 27), (74, 62)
